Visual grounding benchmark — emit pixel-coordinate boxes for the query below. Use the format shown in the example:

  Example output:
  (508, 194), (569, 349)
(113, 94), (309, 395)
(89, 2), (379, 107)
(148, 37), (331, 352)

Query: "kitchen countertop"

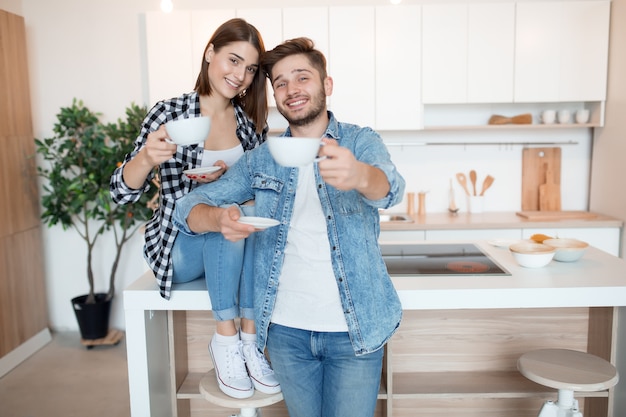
(393, 240), (626, 310)
(125, 240), (626, 312)
(379, 211), (622, 231)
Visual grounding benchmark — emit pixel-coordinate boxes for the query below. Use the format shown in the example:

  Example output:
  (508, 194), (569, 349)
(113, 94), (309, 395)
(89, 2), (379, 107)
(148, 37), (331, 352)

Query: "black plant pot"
(71, 293), (112, 340)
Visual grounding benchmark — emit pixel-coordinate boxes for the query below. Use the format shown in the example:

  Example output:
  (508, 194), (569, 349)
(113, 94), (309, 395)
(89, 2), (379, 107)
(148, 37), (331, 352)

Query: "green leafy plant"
(35, 99), (156, 304)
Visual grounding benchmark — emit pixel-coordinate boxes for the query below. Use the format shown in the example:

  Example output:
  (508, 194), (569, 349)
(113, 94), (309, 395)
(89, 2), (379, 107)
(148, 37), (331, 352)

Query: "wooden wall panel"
(0, 9), (48, 359)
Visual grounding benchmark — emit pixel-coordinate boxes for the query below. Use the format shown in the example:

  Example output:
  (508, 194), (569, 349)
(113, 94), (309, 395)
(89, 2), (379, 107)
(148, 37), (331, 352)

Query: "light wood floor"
(0, 331), (130, 417)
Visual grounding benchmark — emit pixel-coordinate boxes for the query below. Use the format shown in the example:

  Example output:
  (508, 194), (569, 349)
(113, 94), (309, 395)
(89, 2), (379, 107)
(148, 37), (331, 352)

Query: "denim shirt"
(173, 112), (406, 355)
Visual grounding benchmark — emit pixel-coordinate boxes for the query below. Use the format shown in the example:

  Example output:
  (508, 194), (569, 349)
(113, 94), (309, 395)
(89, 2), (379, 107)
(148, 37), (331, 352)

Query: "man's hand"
(317, 139), (390, 200)
(187, 205), (255, 242)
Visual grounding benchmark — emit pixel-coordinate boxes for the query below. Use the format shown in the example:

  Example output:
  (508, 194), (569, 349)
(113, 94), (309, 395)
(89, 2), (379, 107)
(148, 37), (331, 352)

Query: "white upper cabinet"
(375, 5), (422, 130)
(236, 8), (282, 107)
(422, 4), (467, 104)
(515, 1), (610, 103)
(467, 3), (515, 103)
(328, 6), (376, 128)
(190, 10), (237, 79)
(422, 3), (515, 104)
(145, 11), (195, 105)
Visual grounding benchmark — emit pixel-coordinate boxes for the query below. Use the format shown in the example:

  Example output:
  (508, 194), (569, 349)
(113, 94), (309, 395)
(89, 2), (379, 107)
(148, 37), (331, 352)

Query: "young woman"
(110, 18), (279, 399)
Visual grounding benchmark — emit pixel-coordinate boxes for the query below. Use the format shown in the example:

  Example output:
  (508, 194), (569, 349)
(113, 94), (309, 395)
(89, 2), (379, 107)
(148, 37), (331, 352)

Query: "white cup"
(267, 136), (324, 167)
(467, 195), (484, 214)
(557, 110), (571, 124)
(541, 110), (556, 124)
(165, 116), (211, 146)
(575, 109), (590, 124)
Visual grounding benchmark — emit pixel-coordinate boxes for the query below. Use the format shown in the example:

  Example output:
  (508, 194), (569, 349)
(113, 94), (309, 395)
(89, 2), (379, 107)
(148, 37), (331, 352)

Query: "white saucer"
(487, 239), (520, 249)
(237, 216), (280, 230)
(183, 166), (221, 176)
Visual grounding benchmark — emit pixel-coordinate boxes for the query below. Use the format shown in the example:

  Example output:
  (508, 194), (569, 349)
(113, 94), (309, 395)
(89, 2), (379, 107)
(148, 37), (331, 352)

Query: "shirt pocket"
(251, 174), (283, 216)
(328, 188), (363, 215)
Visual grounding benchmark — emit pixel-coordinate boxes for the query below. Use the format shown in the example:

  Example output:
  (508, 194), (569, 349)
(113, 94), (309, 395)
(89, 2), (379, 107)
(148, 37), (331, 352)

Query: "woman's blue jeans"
(171, 205), (255, 321)
(266, 323), (384, 417)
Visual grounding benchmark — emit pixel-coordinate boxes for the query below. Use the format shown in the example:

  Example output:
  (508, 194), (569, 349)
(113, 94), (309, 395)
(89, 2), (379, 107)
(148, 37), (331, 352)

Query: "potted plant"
(35, 99), (157, 340)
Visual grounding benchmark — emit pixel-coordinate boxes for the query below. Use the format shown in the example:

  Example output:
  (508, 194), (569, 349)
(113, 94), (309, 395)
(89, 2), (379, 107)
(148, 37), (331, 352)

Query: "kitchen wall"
(13, 0), (607, 332)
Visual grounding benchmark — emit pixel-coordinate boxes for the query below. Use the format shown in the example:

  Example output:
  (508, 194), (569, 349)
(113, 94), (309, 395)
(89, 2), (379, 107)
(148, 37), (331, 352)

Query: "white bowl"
(509, 242), (555, 268)
(267, 136), (322, 167)
(165, 116), (211, 146)
(542, 238), (589, 262)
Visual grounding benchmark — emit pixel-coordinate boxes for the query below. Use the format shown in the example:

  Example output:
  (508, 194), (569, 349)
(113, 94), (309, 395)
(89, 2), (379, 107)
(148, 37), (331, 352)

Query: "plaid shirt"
(110, 92), (266, 299)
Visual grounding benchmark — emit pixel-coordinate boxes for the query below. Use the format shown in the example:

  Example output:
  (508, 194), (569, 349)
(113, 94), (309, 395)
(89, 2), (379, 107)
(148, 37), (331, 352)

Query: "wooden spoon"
(480, 175), (495, 196)
(469, 170), (477, 196)
(456, 173), (471, 196)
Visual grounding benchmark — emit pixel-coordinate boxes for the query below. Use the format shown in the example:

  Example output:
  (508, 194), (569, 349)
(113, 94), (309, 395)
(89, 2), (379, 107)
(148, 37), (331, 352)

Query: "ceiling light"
(160, 0), (173, 13)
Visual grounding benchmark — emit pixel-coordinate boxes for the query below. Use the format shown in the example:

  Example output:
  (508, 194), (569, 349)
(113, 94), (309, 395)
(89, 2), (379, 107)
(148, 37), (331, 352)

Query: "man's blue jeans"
(171, 205), (255, 321)
(266, 323), (384, 417)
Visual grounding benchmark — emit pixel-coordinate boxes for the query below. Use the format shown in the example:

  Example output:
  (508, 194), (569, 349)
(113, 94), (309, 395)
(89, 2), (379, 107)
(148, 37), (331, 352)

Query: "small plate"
(488, 239), (520, 249)
(237, 216), (280, 230)
(183, 166), (221, 176)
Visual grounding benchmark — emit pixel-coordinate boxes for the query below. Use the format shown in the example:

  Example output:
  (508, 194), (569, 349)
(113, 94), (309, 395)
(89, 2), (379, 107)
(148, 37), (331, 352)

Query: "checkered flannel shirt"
(110, 92), (266, 299)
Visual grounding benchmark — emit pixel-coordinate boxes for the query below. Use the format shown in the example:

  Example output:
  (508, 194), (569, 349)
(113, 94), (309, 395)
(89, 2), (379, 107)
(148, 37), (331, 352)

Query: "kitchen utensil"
(538, 165), (561, 211)
(479, 175), (494, 196)
(488, 113), (532, 125)
(509, 242), (555, 268)
(521, 147), (561, 211)
(456, 173), (471, 196)
(469, 170), (477, 196)
(448, 178), (459, 214)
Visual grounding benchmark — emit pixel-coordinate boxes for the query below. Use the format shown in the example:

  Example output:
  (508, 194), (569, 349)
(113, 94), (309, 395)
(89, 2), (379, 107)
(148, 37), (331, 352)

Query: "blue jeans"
(266, 324), (384, 417)
(171, 205), (255, 321)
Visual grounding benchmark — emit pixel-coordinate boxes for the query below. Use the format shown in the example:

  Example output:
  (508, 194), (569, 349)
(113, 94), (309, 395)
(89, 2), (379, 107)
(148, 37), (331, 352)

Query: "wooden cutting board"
(539, 167), (561, 211)
(521, 147), (561, 211)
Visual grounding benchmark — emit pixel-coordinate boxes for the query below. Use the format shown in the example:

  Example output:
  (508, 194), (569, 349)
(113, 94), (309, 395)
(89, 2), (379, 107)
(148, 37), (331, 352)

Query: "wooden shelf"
(423, 123), (597, 131)
(392, 371), (610, 399)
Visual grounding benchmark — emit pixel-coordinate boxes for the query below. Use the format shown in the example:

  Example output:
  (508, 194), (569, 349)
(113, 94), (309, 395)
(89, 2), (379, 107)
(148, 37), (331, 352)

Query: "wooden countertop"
(379, 211), (622, 231)
(125, 240), (626, 312)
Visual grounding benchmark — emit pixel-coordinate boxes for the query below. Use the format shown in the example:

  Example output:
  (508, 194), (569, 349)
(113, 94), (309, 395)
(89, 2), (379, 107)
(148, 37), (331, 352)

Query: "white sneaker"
(209, 336), (254, 399)
(242, 343), (281, 394)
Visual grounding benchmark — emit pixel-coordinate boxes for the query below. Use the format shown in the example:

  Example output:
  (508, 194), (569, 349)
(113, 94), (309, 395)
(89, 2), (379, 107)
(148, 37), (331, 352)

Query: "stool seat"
(199, 369), (284, 409)
(518, 349), (618, 392)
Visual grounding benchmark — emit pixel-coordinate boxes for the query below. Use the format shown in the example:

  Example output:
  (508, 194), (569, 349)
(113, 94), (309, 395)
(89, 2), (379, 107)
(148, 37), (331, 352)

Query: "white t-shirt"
(201, 144), (244, 168)
(271, 164), (349, 332)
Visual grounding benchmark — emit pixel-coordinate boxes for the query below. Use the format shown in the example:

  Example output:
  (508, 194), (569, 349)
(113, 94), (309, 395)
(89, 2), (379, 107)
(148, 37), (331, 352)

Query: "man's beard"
(277, 89), (326, 127)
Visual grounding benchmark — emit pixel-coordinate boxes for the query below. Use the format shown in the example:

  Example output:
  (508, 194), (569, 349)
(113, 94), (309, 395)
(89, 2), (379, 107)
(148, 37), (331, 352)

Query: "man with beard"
(173, 37), (405, 417)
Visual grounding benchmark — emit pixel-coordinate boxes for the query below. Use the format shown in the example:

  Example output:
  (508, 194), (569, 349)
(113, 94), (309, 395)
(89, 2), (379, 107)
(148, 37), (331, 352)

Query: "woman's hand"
(142, 125), (178, 167)
(186, 160), (227, 183)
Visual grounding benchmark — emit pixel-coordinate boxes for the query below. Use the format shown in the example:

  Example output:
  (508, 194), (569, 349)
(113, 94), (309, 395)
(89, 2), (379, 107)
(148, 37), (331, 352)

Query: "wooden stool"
(517, 349), (619, 417)
(199, 369), (283, 417)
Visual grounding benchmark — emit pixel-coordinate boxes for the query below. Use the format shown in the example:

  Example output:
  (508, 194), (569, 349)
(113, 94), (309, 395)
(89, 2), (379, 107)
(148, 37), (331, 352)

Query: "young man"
(173, 37), (405, 417)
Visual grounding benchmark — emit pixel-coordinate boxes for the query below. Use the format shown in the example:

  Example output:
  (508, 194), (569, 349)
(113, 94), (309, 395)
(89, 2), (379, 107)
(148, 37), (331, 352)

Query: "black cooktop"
(382, 243), (510, 276)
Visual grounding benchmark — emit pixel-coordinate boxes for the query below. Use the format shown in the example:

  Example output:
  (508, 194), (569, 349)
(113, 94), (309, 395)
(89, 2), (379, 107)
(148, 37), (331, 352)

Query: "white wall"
(18, 0), (597, 332)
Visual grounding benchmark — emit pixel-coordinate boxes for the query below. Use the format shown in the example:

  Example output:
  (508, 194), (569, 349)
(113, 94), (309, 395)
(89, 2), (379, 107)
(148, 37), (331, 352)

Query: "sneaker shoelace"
(224, 341), (249, 380)
(246, 345), (274, 376)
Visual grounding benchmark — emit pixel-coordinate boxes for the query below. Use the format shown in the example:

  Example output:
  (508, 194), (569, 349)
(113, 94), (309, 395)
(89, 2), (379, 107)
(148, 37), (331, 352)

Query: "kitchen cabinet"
(514, 1), (610, 103)
(190, 10), (236, 73)
(328, 6), (376, 127)
(375, 5), (422, 130)
(145, 11), (196, 105)
(421, 3), (515, 104)
(236, 8), (282, 107)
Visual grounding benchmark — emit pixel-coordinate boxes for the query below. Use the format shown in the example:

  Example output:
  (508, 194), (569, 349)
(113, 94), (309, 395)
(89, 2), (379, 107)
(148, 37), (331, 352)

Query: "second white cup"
(541, 110), (556, 124)
(576, 109), (590, 124)
(557, 109), (571, 124)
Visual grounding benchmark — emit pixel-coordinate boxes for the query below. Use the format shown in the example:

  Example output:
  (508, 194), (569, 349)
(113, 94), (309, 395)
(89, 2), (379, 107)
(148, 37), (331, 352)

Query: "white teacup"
(576, 109), (590, 124)
(165, 116), (211, 146)
(557, 110), (571, 124)
(267, 136), (323, 167)
(541, 110), (556, 124)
